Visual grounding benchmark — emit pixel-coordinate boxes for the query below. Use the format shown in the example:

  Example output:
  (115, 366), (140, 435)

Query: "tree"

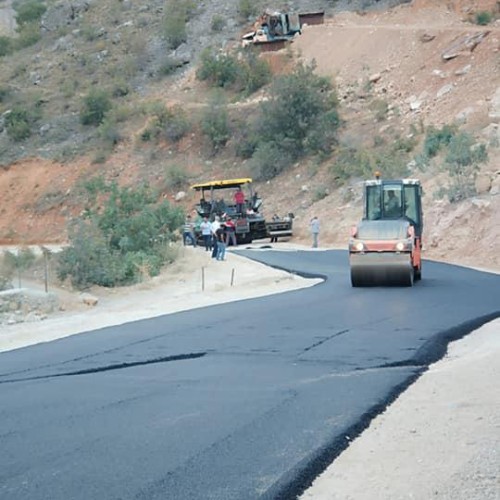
(3, 247), (36, 287)
(250, 62), (340, 179)
(57, 181), (184, 288)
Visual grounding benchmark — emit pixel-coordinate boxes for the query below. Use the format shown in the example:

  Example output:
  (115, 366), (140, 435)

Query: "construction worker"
(182, 215), (196, 247)
(234, 188), (245, 215)
(310, 216), (320, 248)
(225, 217), (237, 247)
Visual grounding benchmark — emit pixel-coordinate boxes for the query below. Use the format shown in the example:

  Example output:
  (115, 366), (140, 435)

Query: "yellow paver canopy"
(190, 178), (253, 191)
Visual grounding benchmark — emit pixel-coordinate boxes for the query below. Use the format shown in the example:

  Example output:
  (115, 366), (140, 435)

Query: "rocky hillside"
(0, 0), (499, 271)
(0, 0), (406, 165)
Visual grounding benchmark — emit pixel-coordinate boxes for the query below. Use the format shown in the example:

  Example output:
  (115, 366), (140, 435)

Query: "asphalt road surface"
(1, 250), (499, 500)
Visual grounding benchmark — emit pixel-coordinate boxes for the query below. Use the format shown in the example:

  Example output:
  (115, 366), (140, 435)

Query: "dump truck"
(190, 178), (268, 244)
(349, 175), (423, 287)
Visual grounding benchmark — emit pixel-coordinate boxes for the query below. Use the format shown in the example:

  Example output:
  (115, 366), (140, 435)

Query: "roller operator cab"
(349, 178), (423, 287)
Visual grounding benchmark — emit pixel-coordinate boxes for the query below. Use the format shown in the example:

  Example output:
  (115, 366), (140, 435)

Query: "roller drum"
(350, 253), (414, 287)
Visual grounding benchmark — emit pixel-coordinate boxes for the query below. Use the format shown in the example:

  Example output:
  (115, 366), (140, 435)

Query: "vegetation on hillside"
(57, 180), (184, 288)
(0, 247), (36, 289)
(250, 63), (340, 180)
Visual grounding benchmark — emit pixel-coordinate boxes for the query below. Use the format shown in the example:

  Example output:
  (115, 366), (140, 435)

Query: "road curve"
(0, 250), (499, 499)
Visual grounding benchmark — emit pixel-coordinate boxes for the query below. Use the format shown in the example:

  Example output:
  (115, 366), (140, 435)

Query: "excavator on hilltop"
(348, 173), (423, 287)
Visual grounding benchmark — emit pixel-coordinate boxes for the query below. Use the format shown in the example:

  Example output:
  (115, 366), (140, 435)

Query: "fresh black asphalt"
(0, 249), (499, 499)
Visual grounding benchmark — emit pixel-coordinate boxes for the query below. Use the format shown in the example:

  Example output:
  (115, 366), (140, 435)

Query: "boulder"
(420, 33), (435, 43)
(475, 174), (492, 194)
(455, 64), (471, 76)
(442, 32), (489, 60)
(81, 293), (98, 306)
(489, 173), (500, 195)
(437, 84), (453, 99)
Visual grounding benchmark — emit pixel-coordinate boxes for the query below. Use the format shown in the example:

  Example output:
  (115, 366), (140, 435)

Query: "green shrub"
(15, 21), (41, 48)
(158, 56), (182, 77)
(392, 134), (417, 153)
(475, 11), (492, 25)
(369, 98), (389, 122)
(445, 132), (487, 167)
(249, 141), (294, 181)
(161, 106), (190, 142)
(439, 132), (488, 202)
(235, 128), (258, 159)
(164, 10), (187, 49)
(140, 128), (153, 142)
(111, 80), (129, 97)
(196, 47), (271, 94)
(312, 187), (329, 202)
(0, 86), (10, 102)
(237, 0), (258, 20)
(58, 182), (184, 288)
(110, 104), (134, 123)
(80, 89), (112, 126)
(1, 251), (14, 283)
(3, 247), (36, 287)
(254, 63), (339, 167)
(80, 24), (100, 41)
(197, 47), (239, 88)
(201, 100), (230, 152)
(0, 273), (12, 291)
(211, 15), (226, 32)
(163, 0), (196, 49)
(165, 165), (189, 189)
(0, 36), (13, 57)
(329, 142), (411, 183)
(238, 49), (271, 95)
(98, 117), (121, 146)
(423, 124), (457, 157)
(144, 104), (190, 143)
(329, 146), (371, 182)
(14, 0), (46, 26)
(5, 107), (33, 141)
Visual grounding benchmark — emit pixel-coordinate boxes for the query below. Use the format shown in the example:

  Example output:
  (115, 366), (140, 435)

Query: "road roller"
(349, 175), (423, 287)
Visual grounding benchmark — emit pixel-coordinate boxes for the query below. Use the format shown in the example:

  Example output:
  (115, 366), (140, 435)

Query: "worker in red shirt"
(234, 187), (245, 214)
(224, 217), (237, 246)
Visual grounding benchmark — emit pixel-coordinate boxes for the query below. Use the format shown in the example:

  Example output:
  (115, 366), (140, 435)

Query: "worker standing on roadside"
(182, 215), (197, 247)
(310, 216), (320, 248)
(200, 217), (212, 251)
(225, 217), (237, 247)
(216, 226), (226, 261)
(211, 216), (221, 258)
